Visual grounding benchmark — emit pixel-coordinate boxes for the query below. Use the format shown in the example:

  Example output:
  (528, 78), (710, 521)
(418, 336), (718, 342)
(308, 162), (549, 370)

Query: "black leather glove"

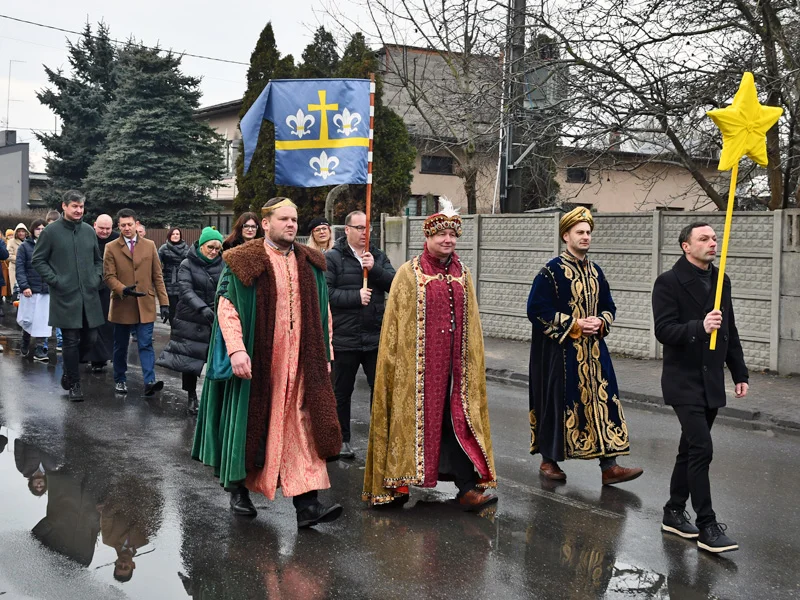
(202, 308), (215, 323)
(160, 306), (170, 323)
(122, 285), (146, 298)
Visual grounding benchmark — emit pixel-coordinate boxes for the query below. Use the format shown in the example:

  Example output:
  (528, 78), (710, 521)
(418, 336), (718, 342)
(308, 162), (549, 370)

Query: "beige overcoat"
(103, 236), (168, 324)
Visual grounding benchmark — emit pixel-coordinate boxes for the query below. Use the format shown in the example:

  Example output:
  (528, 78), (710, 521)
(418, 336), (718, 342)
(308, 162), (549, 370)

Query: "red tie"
(128, 240), (135, 255)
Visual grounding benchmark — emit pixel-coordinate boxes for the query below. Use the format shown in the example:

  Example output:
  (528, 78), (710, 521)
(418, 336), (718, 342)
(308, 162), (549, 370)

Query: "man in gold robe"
(364, 198), (497, 510)
(193, 197), (343, 528)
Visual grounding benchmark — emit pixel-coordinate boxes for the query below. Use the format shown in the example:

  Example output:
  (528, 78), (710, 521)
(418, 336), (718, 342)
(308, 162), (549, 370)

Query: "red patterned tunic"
(419, 247), (491, 486)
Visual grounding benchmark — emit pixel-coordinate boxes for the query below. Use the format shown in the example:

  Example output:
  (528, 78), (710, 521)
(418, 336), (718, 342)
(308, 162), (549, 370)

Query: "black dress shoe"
(339, 442), (355, 459)
(229, 487), (257, 517)
(69, 383), (84, 402)
(296, 501), (343, 528)
(61, 373), (71, 391)
(187, 391), (199, 415)
(144, 380), (164, 396)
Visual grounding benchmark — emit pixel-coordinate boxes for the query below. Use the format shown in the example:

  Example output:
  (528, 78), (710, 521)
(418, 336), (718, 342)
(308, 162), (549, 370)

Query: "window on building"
(566, 167), (590, 184)
(421, 155), (455, 175)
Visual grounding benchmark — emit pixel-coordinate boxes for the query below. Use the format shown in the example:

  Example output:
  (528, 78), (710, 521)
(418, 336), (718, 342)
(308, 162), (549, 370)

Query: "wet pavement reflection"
(1, 323), (799, 599)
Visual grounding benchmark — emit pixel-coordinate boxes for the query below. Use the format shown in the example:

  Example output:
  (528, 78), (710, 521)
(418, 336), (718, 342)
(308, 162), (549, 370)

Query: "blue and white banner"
(240, 78), (371, 187)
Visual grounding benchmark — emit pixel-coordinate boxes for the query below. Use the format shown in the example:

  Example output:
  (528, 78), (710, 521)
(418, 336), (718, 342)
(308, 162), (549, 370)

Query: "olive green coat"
(32, 216), (104, 329)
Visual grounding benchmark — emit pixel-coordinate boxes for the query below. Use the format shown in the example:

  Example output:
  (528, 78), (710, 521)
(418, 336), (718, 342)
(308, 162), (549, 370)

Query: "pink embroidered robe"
(218, 242), (332, 499)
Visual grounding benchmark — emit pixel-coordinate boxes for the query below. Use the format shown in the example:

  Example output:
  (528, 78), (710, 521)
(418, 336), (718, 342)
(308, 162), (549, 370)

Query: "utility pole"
(5, 60), (25, 130)
(500, 0), (526, 213)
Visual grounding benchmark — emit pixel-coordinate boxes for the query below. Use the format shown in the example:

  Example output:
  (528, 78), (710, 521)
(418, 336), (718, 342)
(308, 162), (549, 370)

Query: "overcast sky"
(1, 1), (361, 171)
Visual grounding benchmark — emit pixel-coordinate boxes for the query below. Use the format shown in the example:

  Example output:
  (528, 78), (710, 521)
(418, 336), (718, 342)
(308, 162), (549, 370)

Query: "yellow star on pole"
(706, 72), (783, 171)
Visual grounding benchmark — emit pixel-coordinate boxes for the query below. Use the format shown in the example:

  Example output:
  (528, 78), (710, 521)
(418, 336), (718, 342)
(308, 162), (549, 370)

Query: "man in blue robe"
(527, 207), (643, 485)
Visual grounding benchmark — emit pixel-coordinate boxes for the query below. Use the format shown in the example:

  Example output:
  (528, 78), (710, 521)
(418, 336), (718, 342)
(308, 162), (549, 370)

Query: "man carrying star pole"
(192, 197), (343, 529)
(527, 207), (643, 486)
(363, 198), (497, 510)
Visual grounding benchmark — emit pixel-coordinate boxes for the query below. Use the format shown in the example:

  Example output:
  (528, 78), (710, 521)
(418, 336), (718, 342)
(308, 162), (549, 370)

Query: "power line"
(0, 14), (249, 66)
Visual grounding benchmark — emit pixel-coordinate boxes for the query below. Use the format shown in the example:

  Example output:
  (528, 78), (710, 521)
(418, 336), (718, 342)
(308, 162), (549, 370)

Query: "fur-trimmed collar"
(223, 238), (327, 286)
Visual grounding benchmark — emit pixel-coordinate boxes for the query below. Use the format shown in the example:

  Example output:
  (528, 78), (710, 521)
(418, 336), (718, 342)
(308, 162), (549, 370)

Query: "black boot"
(69, 383), (84, 402)
(20, 332), (30, 357)
(229, 486), (257, 517)
(296, 501), (343, 528)
(187, 391), (199, 415)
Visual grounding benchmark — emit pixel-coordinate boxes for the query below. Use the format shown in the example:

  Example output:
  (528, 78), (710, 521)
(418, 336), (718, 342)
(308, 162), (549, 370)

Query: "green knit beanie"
(198, 226), (224, 247)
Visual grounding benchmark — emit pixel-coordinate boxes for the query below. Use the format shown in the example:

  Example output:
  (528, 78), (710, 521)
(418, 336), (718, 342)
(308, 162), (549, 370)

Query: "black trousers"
(182, 372), (198, 394)
(332, 350), (377, 443)
(61, 310), (97, 385)
(667, 404), (718, 528)
(440, 402), (479, 496)
(168, 295), (179, 325)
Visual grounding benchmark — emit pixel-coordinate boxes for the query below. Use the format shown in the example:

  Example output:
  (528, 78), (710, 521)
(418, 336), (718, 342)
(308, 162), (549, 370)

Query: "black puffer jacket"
(325, 235), (395, 352)
(158, 240), (189, 297)
(156, 243), (224, 375)
(16, 238), (48, 294)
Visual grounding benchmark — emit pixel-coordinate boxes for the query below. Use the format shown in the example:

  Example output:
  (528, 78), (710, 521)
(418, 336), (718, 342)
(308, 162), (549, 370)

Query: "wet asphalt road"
(0, 324), (799, 600)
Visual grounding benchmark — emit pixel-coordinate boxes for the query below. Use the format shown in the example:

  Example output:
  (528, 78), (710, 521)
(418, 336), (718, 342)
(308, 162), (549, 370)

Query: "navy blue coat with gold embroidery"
(526, 251), (629, 462)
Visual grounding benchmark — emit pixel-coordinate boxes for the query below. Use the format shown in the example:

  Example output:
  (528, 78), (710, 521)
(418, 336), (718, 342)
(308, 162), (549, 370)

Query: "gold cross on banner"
(308, 90), (338, 142)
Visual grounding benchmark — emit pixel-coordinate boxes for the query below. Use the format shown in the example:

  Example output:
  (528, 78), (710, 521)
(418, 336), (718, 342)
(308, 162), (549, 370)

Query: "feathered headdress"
(423, 197), (463, 238)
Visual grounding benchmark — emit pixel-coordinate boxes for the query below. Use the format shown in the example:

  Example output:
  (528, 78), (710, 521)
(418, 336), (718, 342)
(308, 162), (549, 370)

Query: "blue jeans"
(113, 322), (156, 384)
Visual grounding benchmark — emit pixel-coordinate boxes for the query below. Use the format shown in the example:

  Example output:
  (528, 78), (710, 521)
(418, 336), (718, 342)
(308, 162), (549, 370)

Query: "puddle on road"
(0, 425), (187, 599)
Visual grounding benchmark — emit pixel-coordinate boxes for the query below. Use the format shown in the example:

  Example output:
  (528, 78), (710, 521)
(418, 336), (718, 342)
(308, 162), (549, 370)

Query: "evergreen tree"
(233, 23), (296, 215)
(84, 45), (226, 226)
(297, 27), (339, 78)
(35, 22), (117, 207)
(336, 33), (415, 219)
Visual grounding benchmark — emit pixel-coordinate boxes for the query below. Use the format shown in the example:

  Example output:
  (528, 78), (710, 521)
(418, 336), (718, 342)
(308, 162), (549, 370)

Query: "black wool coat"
(157, 243), (223, 376)
(325, 235), (395, 352)
(652, 255), (749, 408)
(15, 239), (48, 294)
(158, 240), (189, 297)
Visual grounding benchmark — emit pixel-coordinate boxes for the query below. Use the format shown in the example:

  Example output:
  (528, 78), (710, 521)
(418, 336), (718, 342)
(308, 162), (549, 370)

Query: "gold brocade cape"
(363, 257), (497, 505)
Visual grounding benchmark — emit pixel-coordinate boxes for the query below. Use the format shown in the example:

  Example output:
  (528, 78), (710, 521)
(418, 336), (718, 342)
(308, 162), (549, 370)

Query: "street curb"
(486, 368), (800, 437)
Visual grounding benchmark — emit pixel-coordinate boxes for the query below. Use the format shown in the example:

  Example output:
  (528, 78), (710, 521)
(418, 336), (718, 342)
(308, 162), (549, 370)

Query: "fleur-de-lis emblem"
(333, 108), (362, 136)
(310, 151), (339, 180)
(286, 109), (315, 138)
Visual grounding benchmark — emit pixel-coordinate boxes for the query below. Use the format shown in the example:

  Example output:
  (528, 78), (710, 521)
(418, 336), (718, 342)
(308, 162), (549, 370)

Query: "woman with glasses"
(158, 227), (189, 325)
(306, 216), (334, 252)
(222, 212), (263, 251)
(157, 227), (225, 414)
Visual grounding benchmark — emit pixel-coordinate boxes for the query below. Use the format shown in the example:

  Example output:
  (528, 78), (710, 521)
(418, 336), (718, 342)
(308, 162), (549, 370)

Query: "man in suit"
(104, 208), (169, 396)
(82, 214), (119, 372)
(652, 222), (749, 554)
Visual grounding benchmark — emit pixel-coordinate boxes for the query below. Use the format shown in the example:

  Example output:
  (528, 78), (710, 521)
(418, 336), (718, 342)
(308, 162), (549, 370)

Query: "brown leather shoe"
(457, 489), (499, 512)
(539, 461), (567, 481)
(602, 465), (644, 486)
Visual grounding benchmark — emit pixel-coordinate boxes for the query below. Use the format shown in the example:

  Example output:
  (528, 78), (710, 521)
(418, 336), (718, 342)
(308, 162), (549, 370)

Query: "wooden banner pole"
(363, 73), (375, 290)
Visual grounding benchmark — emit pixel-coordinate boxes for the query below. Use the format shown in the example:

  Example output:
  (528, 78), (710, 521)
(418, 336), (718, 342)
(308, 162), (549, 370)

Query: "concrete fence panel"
(385, 209), (798, 374)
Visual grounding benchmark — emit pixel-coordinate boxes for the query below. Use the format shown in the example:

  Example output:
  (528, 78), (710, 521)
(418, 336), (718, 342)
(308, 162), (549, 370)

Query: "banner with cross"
(240, 78), (373, 188)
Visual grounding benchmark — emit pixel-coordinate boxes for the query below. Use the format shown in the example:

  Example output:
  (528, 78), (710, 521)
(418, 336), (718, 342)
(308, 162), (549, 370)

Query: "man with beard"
(82, 214), (119, 372)
(193, 197), (343, 528)
(527, 207), (643, 485)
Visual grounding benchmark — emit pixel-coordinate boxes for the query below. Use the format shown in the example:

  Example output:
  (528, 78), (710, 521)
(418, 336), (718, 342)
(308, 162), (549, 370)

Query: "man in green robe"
(193, 197), (343, 529)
